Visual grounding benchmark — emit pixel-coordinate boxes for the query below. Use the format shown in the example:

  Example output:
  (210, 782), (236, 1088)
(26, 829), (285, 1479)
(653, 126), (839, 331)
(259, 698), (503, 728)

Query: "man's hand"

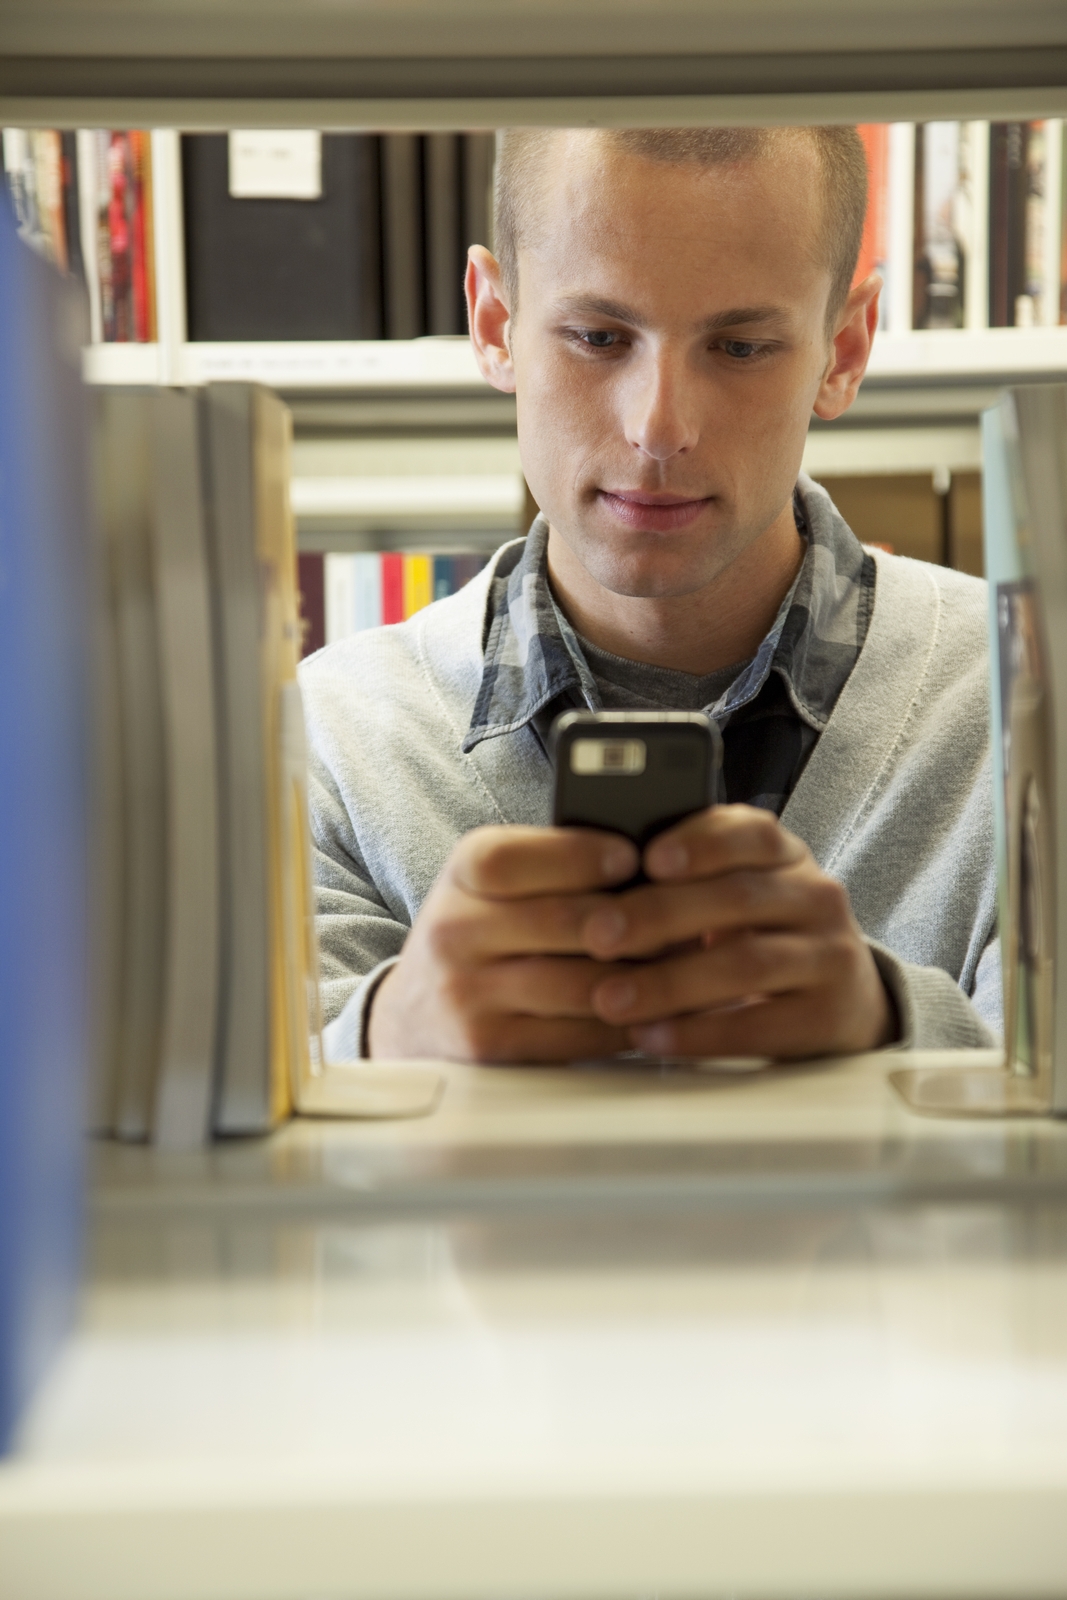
(368, 825), (639, 1061)
(368, 808), (896, 1063)
(584, 805), (896, 1057)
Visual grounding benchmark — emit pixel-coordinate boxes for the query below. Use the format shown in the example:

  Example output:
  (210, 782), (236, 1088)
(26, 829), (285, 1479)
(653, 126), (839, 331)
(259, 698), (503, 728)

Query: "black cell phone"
(551, 711), (722, 863)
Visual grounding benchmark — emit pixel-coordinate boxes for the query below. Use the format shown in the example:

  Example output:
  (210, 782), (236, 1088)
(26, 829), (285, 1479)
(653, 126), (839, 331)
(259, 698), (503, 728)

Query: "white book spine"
(353, 552), (383, 630)
(325, 553), (355, 644)
(76, 129), (103, 345)
(963, 121), (991, 330)
(887, 122), (915, 335)
(1042, 122), (1064, 328)
(149, 130), (187, 381)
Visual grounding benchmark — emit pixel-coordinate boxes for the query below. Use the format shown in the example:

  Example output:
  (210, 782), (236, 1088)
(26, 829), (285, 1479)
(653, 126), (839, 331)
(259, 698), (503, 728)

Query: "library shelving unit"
(72, 122), (1067, 551)
(5, 8), (1067, 1595)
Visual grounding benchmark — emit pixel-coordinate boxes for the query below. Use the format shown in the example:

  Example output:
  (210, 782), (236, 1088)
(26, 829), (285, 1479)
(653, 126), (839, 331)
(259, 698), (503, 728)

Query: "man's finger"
(451, 1013), (630, 1064)
(470, 954), (624, 1018)
(420, 884), (626, 964)
(590, 932), (841, 1023)
(451, 824), (638, 899)
(643, 804), (806, 883)
(628, 985), (883, 1060)
(581, 862), (844, 958)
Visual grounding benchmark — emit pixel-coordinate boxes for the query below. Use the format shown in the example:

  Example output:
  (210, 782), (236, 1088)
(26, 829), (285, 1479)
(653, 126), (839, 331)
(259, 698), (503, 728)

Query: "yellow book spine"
(402, 554), (433, 619)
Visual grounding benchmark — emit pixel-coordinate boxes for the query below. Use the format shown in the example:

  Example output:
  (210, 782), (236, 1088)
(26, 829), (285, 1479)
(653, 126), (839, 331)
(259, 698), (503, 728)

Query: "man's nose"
(624, 350), (700, 463)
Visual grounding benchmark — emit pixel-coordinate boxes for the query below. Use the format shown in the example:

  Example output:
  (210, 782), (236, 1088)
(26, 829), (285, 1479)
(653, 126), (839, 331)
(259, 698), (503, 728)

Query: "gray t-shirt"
(578, 633), (744, 714)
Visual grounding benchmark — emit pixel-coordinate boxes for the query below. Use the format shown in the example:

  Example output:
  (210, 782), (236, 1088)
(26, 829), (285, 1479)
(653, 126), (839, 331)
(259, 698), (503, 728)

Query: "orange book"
(855, 124), (889, 287)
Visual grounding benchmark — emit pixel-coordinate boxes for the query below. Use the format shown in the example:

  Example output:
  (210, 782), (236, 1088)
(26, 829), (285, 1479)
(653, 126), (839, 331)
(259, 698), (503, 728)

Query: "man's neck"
(545, 500), (806, 677)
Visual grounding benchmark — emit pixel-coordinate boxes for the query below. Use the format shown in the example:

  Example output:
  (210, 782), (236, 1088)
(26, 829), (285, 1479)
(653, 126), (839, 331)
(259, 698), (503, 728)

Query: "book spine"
(381, 552), (404, 623)
(130, 131), (150, 342)
(297, 552), (325, 655)
(425, 132), (461, 335)
(59, 132), (84, 283)
(353, 551), (383, 629)
(433, 554), (454, 601)
(324, 552), (355, 643)
(402, 553), (432, 618)
(886, 122), (915, 334)
(76, 130), (104, 344)
(381, 134), (424, 339)
(989, 123), (1029, 327)
(856, 125), (889, 327)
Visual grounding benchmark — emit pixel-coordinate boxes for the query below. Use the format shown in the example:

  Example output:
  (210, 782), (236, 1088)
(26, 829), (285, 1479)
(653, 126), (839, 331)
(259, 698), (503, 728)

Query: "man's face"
(507, 134), (838, 600)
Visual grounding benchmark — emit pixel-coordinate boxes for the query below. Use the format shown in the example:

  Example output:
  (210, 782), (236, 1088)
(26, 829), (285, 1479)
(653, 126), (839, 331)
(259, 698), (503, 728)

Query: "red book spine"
(381, 553), (404, 624)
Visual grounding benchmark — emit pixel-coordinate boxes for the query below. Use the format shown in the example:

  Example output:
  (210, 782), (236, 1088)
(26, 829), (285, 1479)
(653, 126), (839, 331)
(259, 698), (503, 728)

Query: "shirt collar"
(463, 474), (873, 754)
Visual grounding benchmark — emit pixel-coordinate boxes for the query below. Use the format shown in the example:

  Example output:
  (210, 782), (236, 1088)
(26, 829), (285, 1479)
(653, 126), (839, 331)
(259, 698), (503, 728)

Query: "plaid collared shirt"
(464, 479), (876, 815)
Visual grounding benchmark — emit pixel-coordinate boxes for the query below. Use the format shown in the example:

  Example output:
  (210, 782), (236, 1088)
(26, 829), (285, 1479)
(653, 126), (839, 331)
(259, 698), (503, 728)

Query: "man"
(302, 126), (998, 1064)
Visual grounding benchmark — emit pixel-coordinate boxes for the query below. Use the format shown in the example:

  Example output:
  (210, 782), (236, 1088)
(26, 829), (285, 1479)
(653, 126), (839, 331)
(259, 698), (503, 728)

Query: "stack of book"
(297, 549), (489, 653)
(92, 381), (442, 1146)
(855, 119), (1065, 329)
(1, 128), (158, 344)
(78, 130), (157, 344)
(182, 130), (495, 341)
(91, 383), (313, 1145)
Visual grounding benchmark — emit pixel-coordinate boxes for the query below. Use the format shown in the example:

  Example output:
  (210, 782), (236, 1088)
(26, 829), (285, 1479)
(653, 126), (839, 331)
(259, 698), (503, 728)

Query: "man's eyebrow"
(554, 296), (791, 334)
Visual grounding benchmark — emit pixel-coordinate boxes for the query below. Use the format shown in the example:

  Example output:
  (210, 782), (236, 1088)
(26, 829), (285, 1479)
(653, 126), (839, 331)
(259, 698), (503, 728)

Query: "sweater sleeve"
(868, 934), (1002, 1050)
(306, 750), (411, 1057)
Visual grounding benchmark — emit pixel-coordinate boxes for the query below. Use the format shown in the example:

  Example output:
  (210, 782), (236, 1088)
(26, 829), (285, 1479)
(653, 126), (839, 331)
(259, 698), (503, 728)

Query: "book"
(433, 554), (455, 601)
(462, 132), (495, 257)
(298, 551), (326, 656)
(1, 129), (71, 272)
(182, 133), (383, 340)
(989, 123), (1043, 328)
(148, 390), (223, 1147)
(985, 392), (1062, 1107)
(69, 130), (156, 344)
(354, 551), (383, 632)
(1007, 386), (1067, 1109)
(425, 133), (462, 335)
(382, 551), (404, 624)
(0, 194), (91, 1449)
(381, 133), (424, 340)
(92, 391), (168, 1141)
(856, 124), (889, 327)
(402, 553), (433, 618)
(325, 551), (355, 645)
(913, 122), (974, 330)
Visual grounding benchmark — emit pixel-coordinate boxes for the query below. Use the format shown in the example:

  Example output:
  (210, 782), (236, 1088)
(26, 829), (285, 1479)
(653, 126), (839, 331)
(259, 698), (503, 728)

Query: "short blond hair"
(494, 126), (869, 328)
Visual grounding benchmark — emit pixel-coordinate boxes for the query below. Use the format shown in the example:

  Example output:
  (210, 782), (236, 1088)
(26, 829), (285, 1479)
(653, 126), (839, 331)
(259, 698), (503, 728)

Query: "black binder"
(182, 133), (383, 341)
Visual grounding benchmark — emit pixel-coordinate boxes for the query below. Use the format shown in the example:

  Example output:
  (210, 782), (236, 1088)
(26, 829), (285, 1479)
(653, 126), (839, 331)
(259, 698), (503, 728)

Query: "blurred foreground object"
(0, 194), (91, 1449)
(892, 386), (1067, 1116)
(90, 383), (440, 1147)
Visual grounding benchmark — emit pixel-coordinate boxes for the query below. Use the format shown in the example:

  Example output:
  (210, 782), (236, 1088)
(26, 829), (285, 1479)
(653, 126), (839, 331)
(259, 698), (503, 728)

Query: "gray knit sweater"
(302, 522), (1000, 1062)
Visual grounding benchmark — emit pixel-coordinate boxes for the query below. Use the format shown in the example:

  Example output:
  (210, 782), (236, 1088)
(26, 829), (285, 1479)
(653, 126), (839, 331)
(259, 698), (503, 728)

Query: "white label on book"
(228, 131), (322, 200)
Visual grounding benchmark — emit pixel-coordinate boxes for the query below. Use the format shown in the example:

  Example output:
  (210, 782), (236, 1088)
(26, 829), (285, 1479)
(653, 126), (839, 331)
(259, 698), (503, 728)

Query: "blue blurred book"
(0, 193), (91, 1449)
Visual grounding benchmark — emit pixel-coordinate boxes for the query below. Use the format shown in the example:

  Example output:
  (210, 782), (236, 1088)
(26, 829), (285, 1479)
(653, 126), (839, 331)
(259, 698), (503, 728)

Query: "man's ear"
(466, 245), (516, 394)
(812, 274), (881, 423)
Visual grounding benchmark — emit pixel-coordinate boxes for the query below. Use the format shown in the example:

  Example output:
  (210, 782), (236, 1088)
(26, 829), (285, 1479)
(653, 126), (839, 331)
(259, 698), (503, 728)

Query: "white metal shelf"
(81, 328), (1067, 394)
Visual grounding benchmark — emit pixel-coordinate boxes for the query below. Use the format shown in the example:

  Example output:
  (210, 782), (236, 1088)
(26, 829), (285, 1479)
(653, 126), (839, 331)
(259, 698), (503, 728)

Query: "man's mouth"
(598, 488), (712, 533)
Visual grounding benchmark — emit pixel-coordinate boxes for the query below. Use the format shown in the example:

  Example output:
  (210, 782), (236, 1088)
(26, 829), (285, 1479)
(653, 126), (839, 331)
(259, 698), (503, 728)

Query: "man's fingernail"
(602, 843), (637, 881)
(585, 907), (628, 949)
(647, 842), (688, 877)
(596, 977), (637, 1018)
(632, 1022), (674, 1053)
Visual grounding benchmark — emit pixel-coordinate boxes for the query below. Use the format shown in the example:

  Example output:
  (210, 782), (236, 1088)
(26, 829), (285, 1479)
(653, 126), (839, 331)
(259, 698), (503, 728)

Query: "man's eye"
(580, 329), (618, 348)
(720, 339), (762, 359)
